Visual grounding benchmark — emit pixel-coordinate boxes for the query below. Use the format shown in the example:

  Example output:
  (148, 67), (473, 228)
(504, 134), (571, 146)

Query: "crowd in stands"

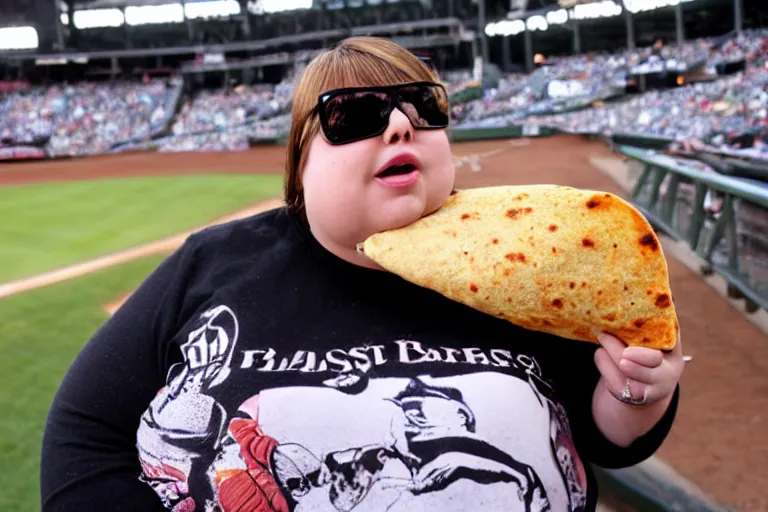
(1, 31), (766, 160)
(709, 29), (768, 66)
(0, 80), (171, 157)
(162, 75), (294, 152)
(453, 31), (768, 160)
(523, 66), (767, 142)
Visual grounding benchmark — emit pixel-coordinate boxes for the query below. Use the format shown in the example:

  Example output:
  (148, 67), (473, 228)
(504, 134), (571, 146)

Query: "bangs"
(308, 51), (428, 98)
(294, 38), (440, 112)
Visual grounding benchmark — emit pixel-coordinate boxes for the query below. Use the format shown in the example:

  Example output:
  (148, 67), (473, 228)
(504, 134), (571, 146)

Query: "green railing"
(610, 133), (675, 151)
(448, 86), (483, 105)
(450, 124), (560, 142)
(619, 145), (768, 312)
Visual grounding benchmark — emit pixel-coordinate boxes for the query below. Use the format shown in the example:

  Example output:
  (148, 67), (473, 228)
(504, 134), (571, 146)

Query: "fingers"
(618, 358), (657, 384)
(595, 347), (648, 402)
(623, 346), (664, 368)
(599, 333), (668, 384)
(595, 331), (685, 407)
(596, 333), (625, 366)
(595, 348), (627, 393)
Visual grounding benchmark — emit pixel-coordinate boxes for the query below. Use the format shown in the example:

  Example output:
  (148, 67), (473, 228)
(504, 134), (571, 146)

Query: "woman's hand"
(594, 332), (684, 407)
(591, 332), (684, 447)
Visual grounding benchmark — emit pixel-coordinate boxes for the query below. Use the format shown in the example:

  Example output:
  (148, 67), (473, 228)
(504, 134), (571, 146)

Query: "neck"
(309, 223), (386, 271)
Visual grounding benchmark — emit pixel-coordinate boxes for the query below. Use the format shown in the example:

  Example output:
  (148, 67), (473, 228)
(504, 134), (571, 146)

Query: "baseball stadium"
(1, 0), (767, 510)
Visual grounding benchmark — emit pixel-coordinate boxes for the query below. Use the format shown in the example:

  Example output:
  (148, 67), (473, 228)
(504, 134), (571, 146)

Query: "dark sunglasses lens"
(396, 85), (449, 128)
(322, 91), (390, 144)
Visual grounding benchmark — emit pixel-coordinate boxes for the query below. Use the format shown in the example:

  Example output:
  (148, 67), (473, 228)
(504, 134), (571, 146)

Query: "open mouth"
(377, 163), (418, 177)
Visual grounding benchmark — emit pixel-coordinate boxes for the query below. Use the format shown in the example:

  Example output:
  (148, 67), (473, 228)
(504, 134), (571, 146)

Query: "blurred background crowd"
(454, 30), (768, 160)
(2, 29), (766, 159)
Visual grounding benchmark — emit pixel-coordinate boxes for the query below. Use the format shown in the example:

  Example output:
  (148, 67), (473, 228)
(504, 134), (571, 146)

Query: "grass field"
(0, 174), (283, 283)
(0, 255), (167, 512)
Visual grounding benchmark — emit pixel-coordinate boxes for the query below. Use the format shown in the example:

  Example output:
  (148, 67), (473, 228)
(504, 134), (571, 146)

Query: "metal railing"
(618, 145), (768, 313)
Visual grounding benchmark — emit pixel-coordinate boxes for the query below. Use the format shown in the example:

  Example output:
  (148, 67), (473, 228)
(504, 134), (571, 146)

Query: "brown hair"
(284, 36), (441, 218)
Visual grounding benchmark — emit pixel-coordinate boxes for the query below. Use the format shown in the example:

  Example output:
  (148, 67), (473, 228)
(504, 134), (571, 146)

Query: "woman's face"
(302, 103), (455, 269)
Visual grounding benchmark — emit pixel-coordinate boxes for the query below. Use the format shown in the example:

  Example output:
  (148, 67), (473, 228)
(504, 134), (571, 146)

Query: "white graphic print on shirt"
(136, 305), (588, 512)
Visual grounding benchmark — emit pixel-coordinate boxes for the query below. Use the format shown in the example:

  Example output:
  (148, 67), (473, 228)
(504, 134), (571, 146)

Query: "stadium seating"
(1, 31), (765, 160)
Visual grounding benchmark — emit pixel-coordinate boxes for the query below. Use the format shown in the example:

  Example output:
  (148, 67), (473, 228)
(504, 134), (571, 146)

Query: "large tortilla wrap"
(361, 185), (679, 350)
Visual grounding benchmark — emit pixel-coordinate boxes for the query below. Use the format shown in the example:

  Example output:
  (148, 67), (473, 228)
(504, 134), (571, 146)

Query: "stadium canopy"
(0, 26), (40, 50)
(486, 0), (697, 37)
(63, 0), (313, 29)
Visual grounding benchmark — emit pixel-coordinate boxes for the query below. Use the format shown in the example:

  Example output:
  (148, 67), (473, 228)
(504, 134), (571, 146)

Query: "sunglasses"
(316, 81), (450, 145)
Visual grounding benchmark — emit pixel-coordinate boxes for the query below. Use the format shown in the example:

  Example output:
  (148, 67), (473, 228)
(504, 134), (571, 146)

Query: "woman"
(41, 37), (683, 512)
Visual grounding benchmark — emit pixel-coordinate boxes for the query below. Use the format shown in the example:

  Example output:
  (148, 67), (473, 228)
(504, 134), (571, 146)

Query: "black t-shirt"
(41, 206), (678, 512)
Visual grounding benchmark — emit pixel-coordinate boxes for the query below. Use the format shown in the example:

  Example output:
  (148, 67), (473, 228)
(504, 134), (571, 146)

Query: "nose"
(381, 107), (414, 145)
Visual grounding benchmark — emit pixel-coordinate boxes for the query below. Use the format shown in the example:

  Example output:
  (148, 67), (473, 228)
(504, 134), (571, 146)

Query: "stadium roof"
(73, 0), (563, 10)
(73, 0), (245, 9)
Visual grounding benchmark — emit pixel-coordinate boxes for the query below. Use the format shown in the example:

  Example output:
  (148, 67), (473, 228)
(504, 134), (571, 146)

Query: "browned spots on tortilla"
(506, 297), (512, 303)
(603, 313), (616, 322)
(515, 193), (530, 200)
(470, 256), (475, 263)
(639, 233), (659, 251)
(582, 282), (587, 287)
(613, 279), (619, 284)
(443, 230), (457, 238)
(552, 247), (557, 254)
(533, 262), (538, 268)
(543, 320), (553, 326)
(463, 251), (469, 255)
(643, 337), (651, 343)
(569, 282), (576, 289)
(548, 224), (558, 232)
(461, 213), (471, 220)
(485, 295), (490, 300)
(505, 252), (526, 263)
(551, 299), (564, 309)
(655, 293), (671, 308)
(647, 289), (653, 295)
(624, 285), (629, 291)
(597, 290), (603, 295)
(574, 328), (590, 338)
(582, 238), (595, 248)
(613, 243), (618, 248)
(634, 319), (646, 328)
(586, 310), (591, 315)
(504, 269), (511, 276)
(491, 238), (499, 244)
(506, 207), (533, 219)
(470, 284), (479, 293)
(586, 193), (612, 210)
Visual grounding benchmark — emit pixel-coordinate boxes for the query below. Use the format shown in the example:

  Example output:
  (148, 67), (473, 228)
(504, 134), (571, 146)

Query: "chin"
(374, 196), (434, 233)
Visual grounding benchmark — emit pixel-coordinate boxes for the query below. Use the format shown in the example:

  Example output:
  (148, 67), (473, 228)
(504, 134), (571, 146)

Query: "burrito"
(360, 185), (679, 350)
